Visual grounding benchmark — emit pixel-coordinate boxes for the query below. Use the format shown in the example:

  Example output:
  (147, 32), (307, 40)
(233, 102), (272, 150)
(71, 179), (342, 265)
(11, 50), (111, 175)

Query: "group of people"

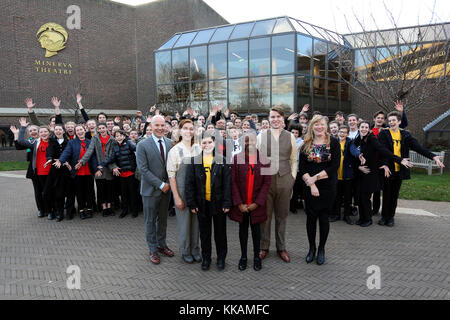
(10, 95), (444, 271)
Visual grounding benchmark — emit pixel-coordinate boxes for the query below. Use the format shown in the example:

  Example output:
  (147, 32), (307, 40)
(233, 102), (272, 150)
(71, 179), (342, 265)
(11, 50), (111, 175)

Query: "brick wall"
(0, 0), (228, 125)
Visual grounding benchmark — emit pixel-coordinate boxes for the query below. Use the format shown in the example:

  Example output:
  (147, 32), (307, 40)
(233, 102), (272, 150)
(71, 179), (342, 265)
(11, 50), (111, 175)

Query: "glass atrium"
(154, 16), (352, 116)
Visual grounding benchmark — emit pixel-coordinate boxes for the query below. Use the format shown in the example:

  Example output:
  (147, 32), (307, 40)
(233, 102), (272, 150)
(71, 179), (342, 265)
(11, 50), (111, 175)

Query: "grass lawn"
(399, 168), (450, 202)
(0, 162), (448, 201)
(0, 161), (29, 171)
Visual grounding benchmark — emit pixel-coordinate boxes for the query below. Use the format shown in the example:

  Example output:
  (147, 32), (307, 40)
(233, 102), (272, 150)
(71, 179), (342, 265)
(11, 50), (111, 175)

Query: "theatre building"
(0, 0), (449, 144)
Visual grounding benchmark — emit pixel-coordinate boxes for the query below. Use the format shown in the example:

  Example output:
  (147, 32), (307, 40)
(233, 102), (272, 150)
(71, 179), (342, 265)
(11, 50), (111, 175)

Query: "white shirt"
(348, 129), (359, 140)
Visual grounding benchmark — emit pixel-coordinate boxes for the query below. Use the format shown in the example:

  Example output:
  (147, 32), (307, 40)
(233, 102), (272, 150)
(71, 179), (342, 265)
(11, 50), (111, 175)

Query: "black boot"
(253, 257), (262, 271)
(305, 246), (316, 263)
(55, 210), (64, 222)
(317, 248), (325, 265)
(108, 208), (115, 216)
(343, 216), (354, 225)
(66, 207), (74, 220)
(37, 211), (44, 218)
(238, 258), (247, 271)
(85, 209), (93, 219)
(119, 208), (128, 218)
(47, 212), (55, 220)
(102, 208), (110, 217)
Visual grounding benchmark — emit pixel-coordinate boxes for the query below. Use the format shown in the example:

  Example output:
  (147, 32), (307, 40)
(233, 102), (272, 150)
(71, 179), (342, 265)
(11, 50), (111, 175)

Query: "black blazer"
(184, 153), (232, 217)
(353, 133), (402, 193)
(378, 128), (435, 180)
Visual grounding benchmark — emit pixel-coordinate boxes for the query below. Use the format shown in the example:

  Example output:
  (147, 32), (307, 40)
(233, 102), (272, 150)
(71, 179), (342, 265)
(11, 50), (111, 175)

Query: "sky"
(111, 0), (449, 33)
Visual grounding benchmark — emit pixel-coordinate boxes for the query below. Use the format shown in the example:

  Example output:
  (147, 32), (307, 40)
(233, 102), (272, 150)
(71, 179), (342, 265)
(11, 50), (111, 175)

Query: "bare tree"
(332, 1), (450, 113)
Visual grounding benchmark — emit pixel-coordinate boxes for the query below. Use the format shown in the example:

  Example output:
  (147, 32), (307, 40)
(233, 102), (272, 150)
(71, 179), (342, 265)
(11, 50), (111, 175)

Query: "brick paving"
(0, 171), (449, 300)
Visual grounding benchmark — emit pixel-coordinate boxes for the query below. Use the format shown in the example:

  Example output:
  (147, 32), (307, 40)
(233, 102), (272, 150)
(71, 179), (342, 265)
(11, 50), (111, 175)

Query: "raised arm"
(25, 98), (42, 126)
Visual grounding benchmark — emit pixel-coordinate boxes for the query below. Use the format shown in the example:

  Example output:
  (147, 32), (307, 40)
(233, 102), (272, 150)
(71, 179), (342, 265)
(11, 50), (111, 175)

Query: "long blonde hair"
(301, 115), (330, 155)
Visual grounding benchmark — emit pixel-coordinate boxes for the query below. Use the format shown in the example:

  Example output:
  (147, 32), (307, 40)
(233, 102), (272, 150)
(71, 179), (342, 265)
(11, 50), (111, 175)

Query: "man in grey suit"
(136, 115), (174, 264)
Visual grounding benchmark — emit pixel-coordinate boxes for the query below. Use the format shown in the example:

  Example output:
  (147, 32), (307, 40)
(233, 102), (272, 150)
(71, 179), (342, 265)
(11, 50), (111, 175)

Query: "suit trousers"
(381, 172), (402, 220)
(198, 201), (227, 262)
(176, 206), (200, 257)
(143, 192), (170, 253)
(261, 173), (295, 252)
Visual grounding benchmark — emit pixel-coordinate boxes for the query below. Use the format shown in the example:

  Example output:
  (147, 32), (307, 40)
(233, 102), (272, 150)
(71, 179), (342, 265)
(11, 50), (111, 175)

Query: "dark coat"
(101, 139), (137, 172)
(59, 137), (98, 178)
(184, 153), (232, 217)
(378, 128), (435, 181)
(351, 133), (402, 194)
(229, 150), (271, 225)
(340, 137), (357, 180)
(45, 136), (71, 187)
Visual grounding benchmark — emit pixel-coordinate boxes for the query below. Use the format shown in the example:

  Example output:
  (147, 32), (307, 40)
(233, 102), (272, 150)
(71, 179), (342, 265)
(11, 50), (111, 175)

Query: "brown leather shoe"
(150, 252), (160, 264)
(278, 250), (290, 263)
(259, 249), (269, 260)
(158, 246), (175, 257)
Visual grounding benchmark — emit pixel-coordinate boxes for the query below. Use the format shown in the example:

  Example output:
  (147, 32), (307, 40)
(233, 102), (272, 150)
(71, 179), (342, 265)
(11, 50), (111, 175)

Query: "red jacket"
(229, 150), (271, 225)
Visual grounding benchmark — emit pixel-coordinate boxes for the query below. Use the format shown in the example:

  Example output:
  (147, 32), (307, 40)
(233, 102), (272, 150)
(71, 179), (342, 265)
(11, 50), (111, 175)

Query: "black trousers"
(65, 177), (76, 215)
(305, 205), (330, 250)
(333, 179), (352, 217)
(198, 201), (227, 262)
(31, 176), (43, 212)
(372, 190), (381, 214)
(381, 172), (402, 220)
(238, 212), (261, 259)
(289, 175), (303, 212)
(75, 175), (94, 211)
(37, 175), (52, 214)
(359, 191), (373, 223)
(112, 176), (121, 206)
(96, 179), (113, 205)
(351, 179), (359, 207)
(120, 175), (138, 214)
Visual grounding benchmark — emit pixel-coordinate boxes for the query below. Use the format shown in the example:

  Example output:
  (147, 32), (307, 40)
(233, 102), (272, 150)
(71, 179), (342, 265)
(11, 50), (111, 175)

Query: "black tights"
(238, 213), (261, 259)
(306, 207), (330, 250)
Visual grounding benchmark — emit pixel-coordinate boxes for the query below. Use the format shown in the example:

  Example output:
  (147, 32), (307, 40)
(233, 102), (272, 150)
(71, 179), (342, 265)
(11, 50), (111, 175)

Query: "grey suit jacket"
(136, 135), (173, 197)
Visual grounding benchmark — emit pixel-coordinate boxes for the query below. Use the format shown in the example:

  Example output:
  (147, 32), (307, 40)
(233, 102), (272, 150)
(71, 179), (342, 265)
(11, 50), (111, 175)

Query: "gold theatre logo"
(34, 22), (73, 75)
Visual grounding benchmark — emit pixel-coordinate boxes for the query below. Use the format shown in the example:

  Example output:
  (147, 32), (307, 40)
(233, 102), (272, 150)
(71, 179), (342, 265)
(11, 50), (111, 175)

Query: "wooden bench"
(409, 151), (445, 175)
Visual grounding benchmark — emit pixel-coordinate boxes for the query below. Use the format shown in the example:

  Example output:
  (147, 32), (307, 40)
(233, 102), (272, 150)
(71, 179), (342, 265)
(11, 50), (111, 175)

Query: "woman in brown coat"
(230, 132), (271, 271)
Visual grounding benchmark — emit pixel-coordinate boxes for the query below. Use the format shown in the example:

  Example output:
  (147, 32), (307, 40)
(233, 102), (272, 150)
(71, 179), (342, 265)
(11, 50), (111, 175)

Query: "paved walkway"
(0, 171), (449, 300)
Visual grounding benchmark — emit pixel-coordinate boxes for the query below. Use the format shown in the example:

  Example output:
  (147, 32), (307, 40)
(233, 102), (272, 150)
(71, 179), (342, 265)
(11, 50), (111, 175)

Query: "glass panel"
(173, 82), (190, 107)
(229, 78), (249, 114)
(328, 44), (340, 80)
(272, 34), (295, 75)
(159, 34), (180, 50)
(249, 77), (270, 113)
(157, 85), (172, 112)
(341, 80), (350, 102)
(309, 25), (329, 41)
(190, 46), (207, 81)
(191, 28), (216, 45)
(155, 51), (171, 85)
(313, 40), (327, 78)
(290, 19), (312, 36)
(229, 40), (248, 78)
(272, 75), (294, 112)
(313, 77), (326, 96)
(209, 43), (227, 80)
(328, 80), (339, 100)
(210, 25), (234, 42)
(355, 49), (375, 81)
(251, 19), (276, 36)
(297, 34), (313, 74)
(230, 22), (254, 39)
(250, 37), (270, 76)
(313, 96), (327, 114)
(173, 32), (197, 48)
(209, 80), (227, 108)
(172, 48), (189, 82)
(301, 22), (326, 40)
(272, 17), (293, 34)
(297, 75), (311, 110)
(191, 81), (208, 115)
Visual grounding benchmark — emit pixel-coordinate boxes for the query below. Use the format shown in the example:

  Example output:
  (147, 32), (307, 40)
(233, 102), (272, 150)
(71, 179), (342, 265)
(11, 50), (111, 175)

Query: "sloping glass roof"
(156, 16), (348, 51)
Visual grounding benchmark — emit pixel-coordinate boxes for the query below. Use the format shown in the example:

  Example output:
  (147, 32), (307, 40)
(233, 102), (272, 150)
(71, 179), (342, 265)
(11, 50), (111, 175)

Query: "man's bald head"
(152, 115), (166, 138)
